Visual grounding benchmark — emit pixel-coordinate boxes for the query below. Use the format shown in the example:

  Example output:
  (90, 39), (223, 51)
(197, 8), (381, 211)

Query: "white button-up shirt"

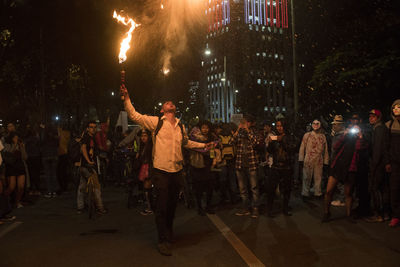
(125, 101), (205, 173)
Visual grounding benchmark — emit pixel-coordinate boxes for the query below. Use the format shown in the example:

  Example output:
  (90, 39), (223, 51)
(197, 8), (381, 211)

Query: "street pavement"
(1, 186), (400, 267)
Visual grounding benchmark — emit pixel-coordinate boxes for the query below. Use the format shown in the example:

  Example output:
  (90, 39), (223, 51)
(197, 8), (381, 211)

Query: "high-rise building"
(201, 0), (292, 123)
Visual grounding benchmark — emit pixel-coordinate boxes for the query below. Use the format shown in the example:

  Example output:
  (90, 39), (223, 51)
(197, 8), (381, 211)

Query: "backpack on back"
(219, 135), (235, 160)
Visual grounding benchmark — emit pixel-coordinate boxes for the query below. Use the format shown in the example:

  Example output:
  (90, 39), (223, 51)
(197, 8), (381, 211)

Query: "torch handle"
(120, 70), (126, 100)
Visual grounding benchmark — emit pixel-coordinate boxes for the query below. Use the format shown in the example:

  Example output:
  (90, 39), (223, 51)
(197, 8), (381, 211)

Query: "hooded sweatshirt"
(385, 99), (400, 165)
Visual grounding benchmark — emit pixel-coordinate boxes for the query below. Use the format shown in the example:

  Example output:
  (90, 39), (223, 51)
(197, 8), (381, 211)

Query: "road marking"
(0, 221), (23, 239)
(207, 214), (266, 267)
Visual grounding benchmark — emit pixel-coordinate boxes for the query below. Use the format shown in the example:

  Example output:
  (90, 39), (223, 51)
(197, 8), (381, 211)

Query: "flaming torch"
(113, 10), (140, 100)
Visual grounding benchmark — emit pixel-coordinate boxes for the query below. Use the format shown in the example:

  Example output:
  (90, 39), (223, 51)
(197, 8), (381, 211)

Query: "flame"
(162, 68), (170, 75)
(113, 10), (140, 64)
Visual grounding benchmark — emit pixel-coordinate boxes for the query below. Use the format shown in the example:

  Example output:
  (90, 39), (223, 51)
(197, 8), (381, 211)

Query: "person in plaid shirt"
(231, 116), (261, 218)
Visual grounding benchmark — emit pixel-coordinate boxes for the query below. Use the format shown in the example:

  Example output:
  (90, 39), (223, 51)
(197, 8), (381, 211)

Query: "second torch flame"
(113, 10), (140, 64)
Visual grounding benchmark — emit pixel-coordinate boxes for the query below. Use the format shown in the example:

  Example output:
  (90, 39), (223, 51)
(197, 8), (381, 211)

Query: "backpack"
(219, 135), (235, 160)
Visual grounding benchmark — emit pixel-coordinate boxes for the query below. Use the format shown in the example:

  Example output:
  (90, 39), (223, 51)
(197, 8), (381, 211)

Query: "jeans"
(77, 166), (104, 210)
(236, 168), (259, 209)
(152, 168), (182, 243)
(42, 156), (59, 193)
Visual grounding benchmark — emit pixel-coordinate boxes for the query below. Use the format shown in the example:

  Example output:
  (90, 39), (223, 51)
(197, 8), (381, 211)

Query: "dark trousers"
(27, 156), (41, 191)
(390, 163), (400, 219)
(152, 168), (182, 243)
(369, 164), (390, 217)
(267, 168), (292, 212)
(355, 169), (371, 216)
(57, 154), (70, 192)
(191, 167), (214, 210)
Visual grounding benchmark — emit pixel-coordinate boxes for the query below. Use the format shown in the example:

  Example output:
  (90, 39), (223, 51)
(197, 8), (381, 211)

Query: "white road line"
(207, 214), (266, 267)
(0, 221), (23, 239)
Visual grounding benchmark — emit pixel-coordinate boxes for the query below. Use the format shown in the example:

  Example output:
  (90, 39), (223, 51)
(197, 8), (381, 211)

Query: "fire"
(162, 68), (170, 75)
(113, 10), (140, 64)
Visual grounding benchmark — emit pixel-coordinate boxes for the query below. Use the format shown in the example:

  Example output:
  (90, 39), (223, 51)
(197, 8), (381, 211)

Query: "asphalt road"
(1, 186), (400, 267)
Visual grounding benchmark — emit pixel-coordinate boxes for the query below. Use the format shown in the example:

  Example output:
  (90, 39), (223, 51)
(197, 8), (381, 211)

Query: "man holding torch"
(120, 84), (213, 256)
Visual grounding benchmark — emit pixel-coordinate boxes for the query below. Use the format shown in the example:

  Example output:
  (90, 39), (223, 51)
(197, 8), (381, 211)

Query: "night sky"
(1, 0), (399, 125)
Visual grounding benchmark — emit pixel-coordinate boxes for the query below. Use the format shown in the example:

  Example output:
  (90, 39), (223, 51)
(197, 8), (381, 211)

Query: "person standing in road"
(76, 121), (107, 215)
(231, 116), (261, 218)
(266, 120), (296, 217)
(385, 100), (400, 227)
(298, 119), (329, 200)
(121, 84), (211, 256)
(365, 109), (389, 223)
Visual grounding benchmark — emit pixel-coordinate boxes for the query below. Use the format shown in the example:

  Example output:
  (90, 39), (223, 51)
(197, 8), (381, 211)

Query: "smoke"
(124, 0), (206, 74)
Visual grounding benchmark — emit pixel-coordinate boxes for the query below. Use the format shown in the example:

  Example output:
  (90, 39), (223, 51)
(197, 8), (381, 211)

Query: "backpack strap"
(152, 117), (188, 159)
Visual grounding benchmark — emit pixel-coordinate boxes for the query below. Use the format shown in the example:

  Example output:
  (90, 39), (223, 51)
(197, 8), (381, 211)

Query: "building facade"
(202, 0), (292, 123)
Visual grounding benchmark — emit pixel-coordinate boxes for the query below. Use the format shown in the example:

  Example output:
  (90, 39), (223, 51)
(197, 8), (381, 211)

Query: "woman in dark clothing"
(188, 121), (217, 216)
(25, 128), (42, 195)
(4, 132), (27, 208)
(41, 126), (59, 198)
(323, 123), (368, 222)
(136, 129), (153, 215)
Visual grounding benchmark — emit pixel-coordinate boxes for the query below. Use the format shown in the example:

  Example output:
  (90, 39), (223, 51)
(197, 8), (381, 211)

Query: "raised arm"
(121, 84), (158, 131)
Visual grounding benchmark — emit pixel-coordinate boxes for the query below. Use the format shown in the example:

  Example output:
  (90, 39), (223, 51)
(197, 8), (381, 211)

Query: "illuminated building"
(202, 0), (292, 122)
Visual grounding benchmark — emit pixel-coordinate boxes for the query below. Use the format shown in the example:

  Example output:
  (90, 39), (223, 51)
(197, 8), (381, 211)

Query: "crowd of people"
(0, 95), (399, 256)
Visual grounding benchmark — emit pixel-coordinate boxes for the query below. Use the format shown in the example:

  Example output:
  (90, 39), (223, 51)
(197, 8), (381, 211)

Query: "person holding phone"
(231, 116), (261, 218)
(322, 115), (368, 222)
(266, 120), (296, 216)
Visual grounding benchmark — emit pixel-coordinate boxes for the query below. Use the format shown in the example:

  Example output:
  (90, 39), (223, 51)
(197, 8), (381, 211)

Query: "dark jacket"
(385, 99), (400, 165)
(369, 121), (387, 174)
(268, 133), (296, 169)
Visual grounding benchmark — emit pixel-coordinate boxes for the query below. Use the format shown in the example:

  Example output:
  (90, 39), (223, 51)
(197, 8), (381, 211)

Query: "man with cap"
(298, 119), (329, 200)
(365, 109), (389, 223)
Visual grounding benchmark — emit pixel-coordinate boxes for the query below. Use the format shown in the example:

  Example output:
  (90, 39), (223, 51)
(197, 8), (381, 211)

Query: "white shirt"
(125, 101), (205, 173)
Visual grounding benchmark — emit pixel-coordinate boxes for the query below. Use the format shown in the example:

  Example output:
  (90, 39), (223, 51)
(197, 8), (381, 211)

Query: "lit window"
(262, 52), (266, 57)
(274, 53), (279, 59)
(256, 52), (260, 56)
(281, 80), (285, 87)
(257, 79), (261, 84)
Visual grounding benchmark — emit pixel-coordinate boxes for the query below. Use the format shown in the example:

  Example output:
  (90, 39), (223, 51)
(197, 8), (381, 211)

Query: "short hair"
(87, 120), (97, 127)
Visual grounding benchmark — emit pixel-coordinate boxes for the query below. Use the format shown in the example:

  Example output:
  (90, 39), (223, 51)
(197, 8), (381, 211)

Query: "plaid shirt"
(231, 128), (260, 171)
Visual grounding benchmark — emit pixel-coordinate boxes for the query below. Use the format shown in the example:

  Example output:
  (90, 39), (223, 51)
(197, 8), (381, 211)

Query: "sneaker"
(77, 209), (84, 215)
(389, 218), (400, 227)
(96, 208), (108, 215)
(157, 242), (172, 256)
(2, 215), (16, 222)
(44, 192), (53, 198)
(140, 210), (153, 216)
(251, 208), (259, 218)
(364, 215), (384, 223)
(16, 203), (24, 209)
(235, 209), (250, 216)
(51, 192), (57, 197)
(331, 200), (345, 207)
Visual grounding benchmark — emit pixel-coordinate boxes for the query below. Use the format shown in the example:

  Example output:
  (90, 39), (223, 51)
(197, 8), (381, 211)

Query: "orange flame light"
(113, 10), (140, 64)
